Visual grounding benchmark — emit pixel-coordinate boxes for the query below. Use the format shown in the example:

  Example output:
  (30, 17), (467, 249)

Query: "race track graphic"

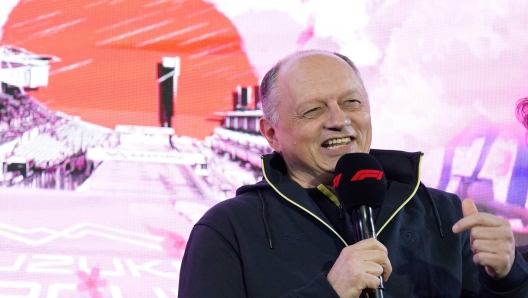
(0, 222), (164, 251)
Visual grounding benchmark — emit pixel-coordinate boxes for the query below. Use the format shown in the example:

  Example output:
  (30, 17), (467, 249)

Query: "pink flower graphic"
(161, 231), (187, 258)
(77, 267), (107, 298)
(147, 226), (187, 258)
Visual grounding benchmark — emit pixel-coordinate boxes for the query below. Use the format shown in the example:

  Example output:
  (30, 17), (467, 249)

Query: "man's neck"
(286, 168), (333, 190)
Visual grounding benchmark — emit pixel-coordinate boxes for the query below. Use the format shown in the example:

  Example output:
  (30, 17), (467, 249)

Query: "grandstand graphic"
(0, 90), (119, 189)
(0, 45), (59, 91)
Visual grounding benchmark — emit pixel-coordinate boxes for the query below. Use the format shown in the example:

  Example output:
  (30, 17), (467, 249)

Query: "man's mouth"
(322, 137), (352, 150)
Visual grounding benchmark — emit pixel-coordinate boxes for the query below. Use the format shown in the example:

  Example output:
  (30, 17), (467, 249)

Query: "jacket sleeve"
(477, 249), (528, 297)
(178, 224), (341, 298)
(279, 272), (340, 298)
(178, 224), (246, 298)
(517, 244), (528, 262)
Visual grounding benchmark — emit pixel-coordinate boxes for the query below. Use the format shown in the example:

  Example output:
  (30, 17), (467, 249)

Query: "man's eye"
(303, 107), (320, 117)
(343, 100), (361, 107)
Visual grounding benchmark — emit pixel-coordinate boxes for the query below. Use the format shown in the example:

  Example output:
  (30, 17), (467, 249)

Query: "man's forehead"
(276, 52), (365, 99)
(280, 51), (342, 74)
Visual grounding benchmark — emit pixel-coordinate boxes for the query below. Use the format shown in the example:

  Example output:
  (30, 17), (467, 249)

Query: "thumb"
(462, 198), (478, 218)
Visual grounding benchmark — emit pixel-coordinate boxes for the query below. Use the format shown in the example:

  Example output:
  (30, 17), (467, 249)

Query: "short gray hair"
(259, 50), (366, 125)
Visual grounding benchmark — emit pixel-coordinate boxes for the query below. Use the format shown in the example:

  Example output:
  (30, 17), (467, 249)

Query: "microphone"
(333, 153), (387, 298)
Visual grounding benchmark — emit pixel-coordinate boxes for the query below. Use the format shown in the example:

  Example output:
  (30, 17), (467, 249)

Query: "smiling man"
(178, 51), (528, 297)
(260, 51), (372, 189)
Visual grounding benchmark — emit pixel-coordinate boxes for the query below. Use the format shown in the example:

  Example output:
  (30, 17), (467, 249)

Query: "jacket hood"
(236, 179), (270, 196)
(236, 149), (443, 246)
(237, 149), (423, 196)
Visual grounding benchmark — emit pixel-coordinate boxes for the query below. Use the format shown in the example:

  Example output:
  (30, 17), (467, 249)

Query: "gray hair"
(259, 50), (367, 125)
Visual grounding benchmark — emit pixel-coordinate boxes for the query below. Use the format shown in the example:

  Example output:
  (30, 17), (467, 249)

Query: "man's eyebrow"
(301, 88), (363, 103)
(340, 88), (362, 98)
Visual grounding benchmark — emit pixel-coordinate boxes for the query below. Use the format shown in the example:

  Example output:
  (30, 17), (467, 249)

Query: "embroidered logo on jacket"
(401, 229), (420, 247)
(284, 233), (303, 244)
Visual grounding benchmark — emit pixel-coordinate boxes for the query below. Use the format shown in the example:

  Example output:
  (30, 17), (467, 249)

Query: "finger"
(349, 238), (388, 254)
(462, 198), (478, 217)
(473, 252), (513, 278)
(380, 254), (392, 282)
(342, 247), (392, 282)
(382, 268), (391, 282)
(470, 224), (513, 241)
(362, 261), (384, 277)
(343, 241), (392, 280)
(367, 255), (392, 283)
(340, 245), (390, 267)
(453, 198), (478, 234)
(363, 251), (392, 282)
(472, 239), (513, 255)
(359, 249), (390, 263)
(453, 213), (505, 234)
(362, 273), (382, 291)
(485, 266), (497, 278)
(361, 250), (392, 278)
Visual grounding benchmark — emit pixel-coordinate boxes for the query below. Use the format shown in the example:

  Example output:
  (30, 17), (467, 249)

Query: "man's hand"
(327, 238), (392, 298)
(452, 198), (516, 278)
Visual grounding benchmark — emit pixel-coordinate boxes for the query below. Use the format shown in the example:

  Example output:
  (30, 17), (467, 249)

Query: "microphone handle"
(351, 205), (385, 298)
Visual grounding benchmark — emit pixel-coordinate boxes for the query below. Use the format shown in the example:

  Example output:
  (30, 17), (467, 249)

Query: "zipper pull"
(339, 206), (344, 218)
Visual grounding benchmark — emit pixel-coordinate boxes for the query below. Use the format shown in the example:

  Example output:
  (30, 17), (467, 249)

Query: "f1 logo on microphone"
(351, 170), (384, 181)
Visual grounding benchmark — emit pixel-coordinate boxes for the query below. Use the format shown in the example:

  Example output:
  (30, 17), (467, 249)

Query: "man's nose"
(324, 104), (350, 130)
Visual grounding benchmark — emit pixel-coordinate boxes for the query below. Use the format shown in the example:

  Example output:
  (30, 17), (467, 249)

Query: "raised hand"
(452, 198), (515, 277)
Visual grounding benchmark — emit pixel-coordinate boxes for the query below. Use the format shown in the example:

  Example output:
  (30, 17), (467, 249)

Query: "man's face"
(261, 52), (372, 187)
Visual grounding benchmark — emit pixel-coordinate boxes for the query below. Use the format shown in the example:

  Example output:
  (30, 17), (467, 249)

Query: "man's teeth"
(324, 137), (351, 150)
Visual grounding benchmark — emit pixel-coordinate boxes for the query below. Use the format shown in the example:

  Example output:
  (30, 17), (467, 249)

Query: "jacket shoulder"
(196, 191), (263, 227)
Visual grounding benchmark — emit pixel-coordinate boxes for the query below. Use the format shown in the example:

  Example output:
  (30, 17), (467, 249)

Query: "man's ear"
(259, 117), (281, 153)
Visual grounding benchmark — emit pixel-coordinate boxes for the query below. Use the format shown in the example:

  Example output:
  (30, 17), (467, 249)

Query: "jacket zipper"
(261, 159), (348, 246)
(377, 154), (423, 235)
(261, 154), (422, 243)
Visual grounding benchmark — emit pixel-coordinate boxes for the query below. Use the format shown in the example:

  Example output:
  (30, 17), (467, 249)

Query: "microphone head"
(333, 153), (387, 212)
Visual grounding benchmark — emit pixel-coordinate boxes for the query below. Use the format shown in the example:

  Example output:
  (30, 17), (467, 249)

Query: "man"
(179, 51), (528, 297)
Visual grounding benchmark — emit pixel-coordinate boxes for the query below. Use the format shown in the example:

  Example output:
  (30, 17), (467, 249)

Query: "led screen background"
(0, 0), (528, 297)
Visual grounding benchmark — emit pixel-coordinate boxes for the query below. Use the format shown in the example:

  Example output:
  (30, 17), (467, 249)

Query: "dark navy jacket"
(179, 150), (528, 297)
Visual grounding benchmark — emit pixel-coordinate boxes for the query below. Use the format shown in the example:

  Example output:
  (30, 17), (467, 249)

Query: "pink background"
(1, 0), (528, 296)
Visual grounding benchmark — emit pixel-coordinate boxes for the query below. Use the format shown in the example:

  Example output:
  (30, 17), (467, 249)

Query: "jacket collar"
(258, 152), (332, 228)
(238, 150), (423, 240)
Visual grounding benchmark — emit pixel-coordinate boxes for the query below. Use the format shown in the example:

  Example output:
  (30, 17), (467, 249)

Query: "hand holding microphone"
(327, 238), (391, 298)
(327, 153), (391, 298)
